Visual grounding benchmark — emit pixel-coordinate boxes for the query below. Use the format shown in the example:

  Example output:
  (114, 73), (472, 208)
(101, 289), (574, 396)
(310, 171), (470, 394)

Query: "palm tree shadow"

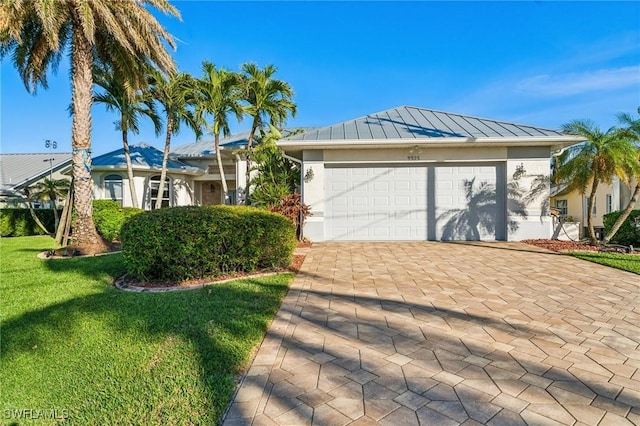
(438, 178), (528, 240)
(1, 277), (289, 423)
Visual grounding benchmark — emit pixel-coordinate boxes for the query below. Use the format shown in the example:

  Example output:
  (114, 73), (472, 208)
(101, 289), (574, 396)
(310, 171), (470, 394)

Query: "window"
(150, 175), (170, 209)
(606, 194), (613, 214)
(104, 174), (123, 206)
(584, 197), (596, 217)
(555, 199), (568, 216)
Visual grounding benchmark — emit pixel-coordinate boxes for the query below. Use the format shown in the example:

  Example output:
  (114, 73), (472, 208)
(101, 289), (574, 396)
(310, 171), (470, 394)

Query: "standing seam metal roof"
(285, 106), (567, 141)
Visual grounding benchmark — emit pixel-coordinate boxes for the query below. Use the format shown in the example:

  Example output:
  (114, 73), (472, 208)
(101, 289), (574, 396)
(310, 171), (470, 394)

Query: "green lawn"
(1, 236), (293, 425)
(570, 250), (640, 275)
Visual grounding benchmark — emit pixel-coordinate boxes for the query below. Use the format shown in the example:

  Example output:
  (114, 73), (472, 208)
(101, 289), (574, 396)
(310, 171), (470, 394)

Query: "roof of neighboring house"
(171, 128), (312, 158)
(281, 106), (581, 148)
(0, 152), (72, 196)
(92, 143), (204, 175)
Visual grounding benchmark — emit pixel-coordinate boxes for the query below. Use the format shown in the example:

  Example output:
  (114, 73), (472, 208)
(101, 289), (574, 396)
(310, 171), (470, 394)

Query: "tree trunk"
(24, 190), (52, 236)
(69, 16), (107, 255)
(155, 119), (173, 210)
(52, 198), (60, 233)
(245, 118), (259, 205)
(603, 182), (640, 244)
(586, 180), (599, 245)
(122, 128), (139, 208)
(215, 132), (228, 204)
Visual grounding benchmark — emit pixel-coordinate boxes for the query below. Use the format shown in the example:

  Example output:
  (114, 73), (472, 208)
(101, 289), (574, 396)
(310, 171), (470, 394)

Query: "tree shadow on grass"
(1, 273), (291, 425)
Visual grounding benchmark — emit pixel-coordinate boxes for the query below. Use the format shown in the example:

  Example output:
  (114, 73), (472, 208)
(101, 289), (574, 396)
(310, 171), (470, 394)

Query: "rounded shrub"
(92, 200), (143, 242)
(603, 210), (640, 246)
(120, 205), (296, 282)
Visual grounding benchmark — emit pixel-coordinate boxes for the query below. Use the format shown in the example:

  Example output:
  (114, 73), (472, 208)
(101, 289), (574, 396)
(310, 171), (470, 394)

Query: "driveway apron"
(223, 242), (640, 425)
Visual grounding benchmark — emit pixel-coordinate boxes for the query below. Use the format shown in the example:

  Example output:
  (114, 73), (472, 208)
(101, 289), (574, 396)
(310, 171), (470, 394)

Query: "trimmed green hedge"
(92, 200), (143, 242)
(120, 205), (296, 282)
(603, 210), (640, 246)
(0, 209), (59, 237)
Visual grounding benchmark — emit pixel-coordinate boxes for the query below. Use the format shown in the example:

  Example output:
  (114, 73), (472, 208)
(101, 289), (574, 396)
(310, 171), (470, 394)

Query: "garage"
(325, 164), (503, 241)
(277, 106), (581, 242)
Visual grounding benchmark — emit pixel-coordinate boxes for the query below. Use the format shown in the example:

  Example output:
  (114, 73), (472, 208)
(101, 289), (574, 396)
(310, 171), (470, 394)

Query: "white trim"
(278, 135), (583, 150)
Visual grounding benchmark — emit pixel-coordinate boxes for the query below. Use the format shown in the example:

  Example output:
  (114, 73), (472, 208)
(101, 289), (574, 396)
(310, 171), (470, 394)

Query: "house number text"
(407, 155), (420, 161)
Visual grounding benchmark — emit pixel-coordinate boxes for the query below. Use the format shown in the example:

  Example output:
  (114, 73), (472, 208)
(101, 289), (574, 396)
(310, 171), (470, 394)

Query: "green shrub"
(92, 200), (143, 242)
(0, 209), (58, 237)
(603, 210), (640, 246)
(120, 205), (296, 282)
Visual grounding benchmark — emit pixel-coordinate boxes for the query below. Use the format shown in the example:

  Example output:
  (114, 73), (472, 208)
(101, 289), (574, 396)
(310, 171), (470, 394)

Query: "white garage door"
(325, 164), (502, 241)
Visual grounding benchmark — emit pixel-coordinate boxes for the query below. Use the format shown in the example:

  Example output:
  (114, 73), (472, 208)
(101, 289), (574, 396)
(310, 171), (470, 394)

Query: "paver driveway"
(224, 242), (640, 425)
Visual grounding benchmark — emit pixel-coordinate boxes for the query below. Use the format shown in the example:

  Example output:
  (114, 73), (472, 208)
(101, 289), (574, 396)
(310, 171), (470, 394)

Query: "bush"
(267, 193), (311, 240)
(92, 200), (143, 242)
(0, 209), (58, 237)
(120, 205), (296, 282)
(603, 210), (640, 246)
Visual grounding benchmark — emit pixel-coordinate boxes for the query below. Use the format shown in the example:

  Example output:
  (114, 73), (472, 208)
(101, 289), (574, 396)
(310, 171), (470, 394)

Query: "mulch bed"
(523, 239), (637, 254)
(122, 253), (307, 289)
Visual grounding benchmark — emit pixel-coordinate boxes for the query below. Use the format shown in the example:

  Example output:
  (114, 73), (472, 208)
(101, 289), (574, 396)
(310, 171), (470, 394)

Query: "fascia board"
(277, 136), (584, 151)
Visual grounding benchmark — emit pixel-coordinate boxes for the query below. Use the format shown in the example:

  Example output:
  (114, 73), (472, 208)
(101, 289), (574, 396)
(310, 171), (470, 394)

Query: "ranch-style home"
(91, 105), (585, 242)
(277, 106), (582, 242)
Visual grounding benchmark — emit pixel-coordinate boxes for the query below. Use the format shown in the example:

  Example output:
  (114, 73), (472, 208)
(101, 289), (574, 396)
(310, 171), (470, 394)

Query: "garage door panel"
(325, 164), (503, 241)
(435, 165), (499, 241)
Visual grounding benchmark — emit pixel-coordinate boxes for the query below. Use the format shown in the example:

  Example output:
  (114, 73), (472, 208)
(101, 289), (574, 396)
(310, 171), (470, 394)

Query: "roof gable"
(286, 106), (568, 141)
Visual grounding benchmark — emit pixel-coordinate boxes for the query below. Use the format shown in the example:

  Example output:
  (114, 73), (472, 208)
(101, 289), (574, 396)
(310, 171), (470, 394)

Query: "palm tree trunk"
(122, 128), (139, 208)
(586, 180), (599, 245)
(215, 132), (228, 204)
(603, 183), (640, 244)
(156, 119), (173, 210)
(244, 119), (259, 205)
(24, 191), (52, 236)
(69, 14), (107, 255)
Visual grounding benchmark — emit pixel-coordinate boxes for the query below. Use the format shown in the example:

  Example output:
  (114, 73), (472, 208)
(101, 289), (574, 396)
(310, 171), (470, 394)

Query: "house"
(92, 132), (256, 209)
(551, 177), (639, 239)
(277, 106), (582, 242)
(0, 152), (72, 208)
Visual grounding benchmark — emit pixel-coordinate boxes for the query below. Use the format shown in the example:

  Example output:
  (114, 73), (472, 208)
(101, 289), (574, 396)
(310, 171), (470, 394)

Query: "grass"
(1, 236), (293, 425)
(570, 250), (640, 275)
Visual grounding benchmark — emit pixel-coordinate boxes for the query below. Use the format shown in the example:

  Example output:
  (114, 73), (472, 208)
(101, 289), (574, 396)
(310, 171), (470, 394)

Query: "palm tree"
(556, 119), (638, 245)
(94, 64), (162, 208)
(28, 178), (71, 232)
(1, 0), (178, 254)
(240, 63), (297, 204)
(148, 69), (202, 210)
(197, 62), (243, 203)
(603, 108), (640, 244)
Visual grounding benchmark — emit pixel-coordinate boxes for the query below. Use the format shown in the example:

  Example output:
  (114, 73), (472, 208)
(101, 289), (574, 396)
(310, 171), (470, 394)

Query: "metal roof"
(171, 128), (315, 158)
(92, 143), (203, 175)
(286, 106), (569, 141)
(171, 130), (254, 158)
(0, 152), (72, 194)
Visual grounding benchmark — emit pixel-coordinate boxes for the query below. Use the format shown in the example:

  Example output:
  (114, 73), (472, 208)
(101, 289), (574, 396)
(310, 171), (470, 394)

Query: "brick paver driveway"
(224, 242), (640, 425)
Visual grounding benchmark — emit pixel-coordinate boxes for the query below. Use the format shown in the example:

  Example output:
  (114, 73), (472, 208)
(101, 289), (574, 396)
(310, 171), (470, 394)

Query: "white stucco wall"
(300, 145), (556, 242)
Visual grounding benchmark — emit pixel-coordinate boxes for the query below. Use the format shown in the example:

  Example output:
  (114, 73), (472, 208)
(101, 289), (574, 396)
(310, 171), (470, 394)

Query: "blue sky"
(1, 1), (639, 155)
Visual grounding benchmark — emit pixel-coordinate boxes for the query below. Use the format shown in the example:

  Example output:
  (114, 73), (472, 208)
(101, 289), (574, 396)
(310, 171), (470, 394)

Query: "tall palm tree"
(148, 69), (202, 210)
(94, 64), (162, 208)
(556, 119), (638, 245)
(240, 63), (296, 204)
(28, 178), (71, 232)
(603, 108), (640, 244)
(1, 0), (178, 254)
(240, 63), (297, 151)
(197, 62), (243, 203)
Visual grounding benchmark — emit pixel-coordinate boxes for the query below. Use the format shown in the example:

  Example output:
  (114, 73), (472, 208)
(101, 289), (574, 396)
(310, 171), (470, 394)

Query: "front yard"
(0, 236), (293, 425)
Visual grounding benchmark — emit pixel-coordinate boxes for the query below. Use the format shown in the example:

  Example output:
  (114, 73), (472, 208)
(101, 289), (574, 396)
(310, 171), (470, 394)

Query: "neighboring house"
(277, 105), (581, 242)
(551, 177), (639, 239)
(0, 152), (72, 208)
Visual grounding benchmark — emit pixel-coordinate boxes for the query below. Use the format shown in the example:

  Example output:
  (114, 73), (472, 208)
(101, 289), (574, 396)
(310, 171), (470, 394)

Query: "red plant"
(268, 193), (312, 240)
